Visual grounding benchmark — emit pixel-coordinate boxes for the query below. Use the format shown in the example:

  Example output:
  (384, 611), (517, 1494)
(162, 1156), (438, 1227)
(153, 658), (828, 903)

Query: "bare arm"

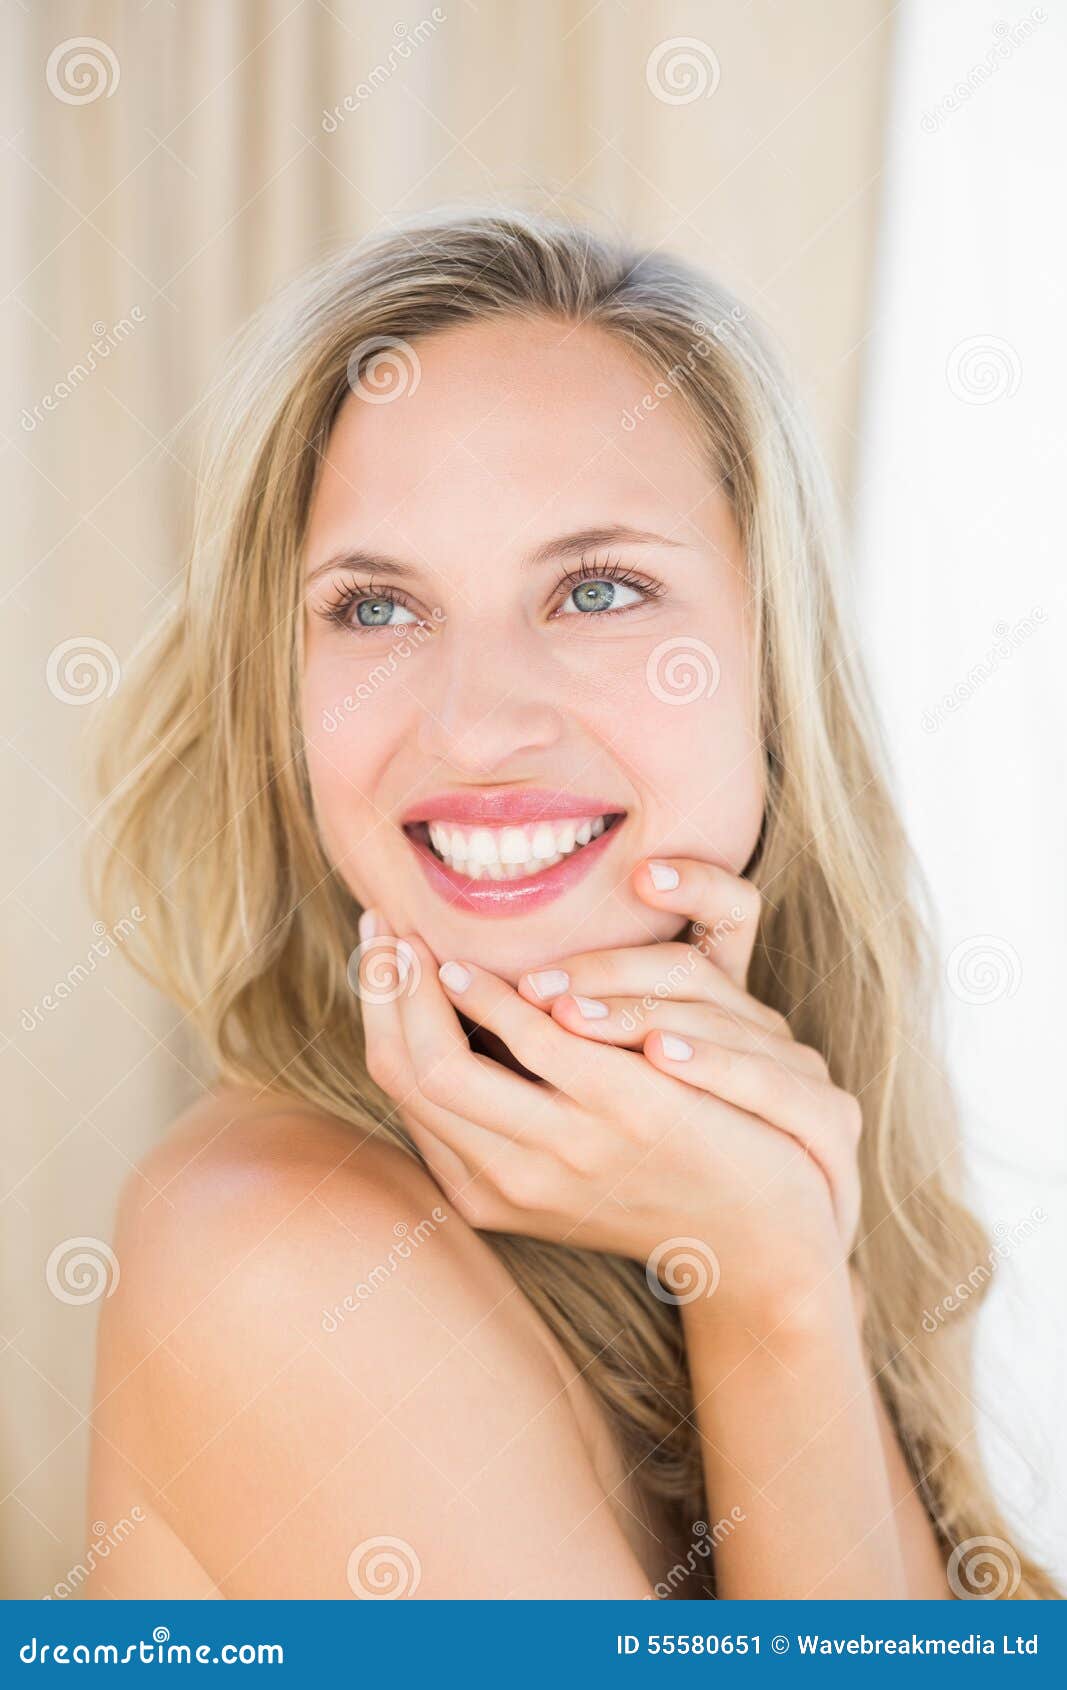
(681, 1268), (949, 1598)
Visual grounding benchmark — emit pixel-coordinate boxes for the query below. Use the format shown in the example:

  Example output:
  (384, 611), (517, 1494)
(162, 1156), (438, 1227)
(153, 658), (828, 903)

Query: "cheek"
(589, 643), (765, 871)
(301, 664), (406, 890)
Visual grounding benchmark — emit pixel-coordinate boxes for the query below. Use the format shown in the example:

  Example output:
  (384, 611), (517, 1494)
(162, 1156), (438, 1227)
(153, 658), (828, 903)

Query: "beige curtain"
(0, 0), (893, 1596)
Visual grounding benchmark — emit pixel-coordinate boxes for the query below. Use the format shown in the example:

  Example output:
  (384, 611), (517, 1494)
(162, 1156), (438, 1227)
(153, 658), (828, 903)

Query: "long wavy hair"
(93, 205), (1056, 1598)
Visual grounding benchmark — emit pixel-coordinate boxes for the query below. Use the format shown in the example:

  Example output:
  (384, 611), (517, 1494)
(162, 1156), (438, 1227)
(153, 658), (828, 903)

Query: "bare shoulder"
(88, 1086), (655, 1598)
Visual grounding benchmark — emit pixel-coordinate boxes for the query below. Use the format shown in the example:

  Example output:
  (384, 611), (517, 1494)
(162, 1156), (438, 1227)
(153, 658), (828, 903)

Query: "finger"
(643, 1029), (859, 1230)
(395, 937), (576, 1133)
(517, 941), (785, 1034)
(548, 992), (825, 1074)
(431, 950), (631, 1109)
(393, 938), (583, 1224)
(631, 858), (763, 989)
(353, 913), (483, 1194)
(351, 909), (420, 1104)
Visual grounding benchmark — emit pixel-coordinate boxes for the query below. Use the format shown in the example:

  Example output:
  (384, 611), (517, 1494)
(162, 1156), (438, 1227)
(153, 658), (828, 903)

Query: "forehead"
(305, 315), (725, 562)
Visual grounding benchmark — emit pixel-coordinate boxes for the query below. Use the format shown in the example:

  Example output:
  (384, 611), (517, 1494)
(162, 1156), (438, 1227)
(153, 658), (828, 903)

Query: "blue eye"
(558, 578), (644, 615)
(354, 595), (417, 628)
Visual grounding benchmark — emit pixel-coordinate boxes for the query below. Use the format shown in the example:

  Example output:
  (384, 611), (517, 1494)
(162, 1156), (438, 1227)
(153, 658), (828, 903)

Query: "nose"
(414, 627), (565, 776)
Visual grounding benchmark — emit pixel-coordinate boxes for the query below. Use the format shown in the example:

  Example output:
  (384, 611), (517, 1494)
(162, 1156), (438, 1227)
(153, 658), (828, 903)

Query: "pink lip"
(401, 788), (623, 827)
(401, 791), (627, 918)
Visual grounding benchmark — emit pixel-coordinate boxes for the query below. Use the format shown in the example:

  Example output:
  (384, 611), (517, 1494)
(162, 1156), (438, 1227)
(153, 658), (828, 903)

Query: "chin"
(408, 898), (684, 984)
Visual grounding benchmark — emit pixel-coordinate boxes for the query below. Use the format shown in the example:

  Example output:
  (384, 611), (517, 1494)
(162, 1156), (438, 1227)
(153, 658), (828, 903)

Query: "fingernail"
(648, 860), (680, 891)
(526, 968), (569, 1000)
(573, 995), (609, 1020)
(395, 938), (416, 982)
(439, 960), (471, 993)
(660, 1033), (693, 1061)
(359, 908), (379, 942)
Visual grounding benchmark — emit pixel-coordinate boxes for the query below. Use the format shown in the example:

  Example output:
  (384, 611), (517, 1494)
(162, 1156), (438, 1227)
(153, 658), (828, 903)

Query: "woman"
(85, 207), (1054, 1600)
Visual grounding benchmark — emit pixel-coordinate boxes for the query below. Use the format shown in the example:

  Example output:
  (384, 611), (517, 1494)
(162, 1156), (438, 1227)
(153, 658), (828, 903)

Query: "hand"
(356, 862), (862, 1325)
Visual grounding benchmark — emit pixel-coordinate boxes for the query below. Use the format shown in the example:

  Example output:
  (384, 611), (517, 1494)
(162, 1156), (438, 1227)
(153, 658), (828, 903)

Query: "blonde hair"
(94, 205), (1055, 1597)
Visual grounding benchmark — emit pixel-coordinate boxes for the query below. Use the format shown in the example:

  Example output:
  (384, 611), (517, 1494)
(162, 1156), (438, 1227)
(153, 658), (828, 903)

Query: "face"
(301, 314), (765, 982)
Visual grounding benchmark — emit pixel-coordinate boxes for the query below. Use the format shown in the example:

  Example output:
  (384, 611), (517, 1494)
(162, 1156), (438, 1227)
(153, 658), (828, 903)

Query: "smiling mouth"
(404, 811), (626, 881)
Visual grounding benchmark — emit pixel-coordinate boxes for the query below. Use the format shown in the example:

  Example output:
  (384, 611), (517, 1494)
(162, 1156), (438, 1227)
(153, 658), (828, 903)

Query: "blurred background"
(1, 0), (1063, 1597)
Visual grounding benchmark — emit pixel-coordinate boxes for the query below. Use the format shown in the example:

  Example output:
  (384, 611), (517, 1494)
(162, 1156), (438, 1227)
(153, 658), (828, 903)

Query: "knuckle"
(490, 1156), (557, 1213)
(414, 1051), (465, 1111)
(556, 1132), (600, 1180)
(365, 1038), (403, 1093)
(449, 1181), (494, 1229)
(794, 1041), (830, 1077)
(834, 1088), (864, 1138)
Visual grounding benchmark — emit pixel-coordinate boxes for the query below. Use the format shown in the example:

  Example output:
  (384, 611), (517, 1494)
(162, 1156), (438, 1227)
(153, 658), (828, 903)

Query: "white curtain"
(1, 0), (895, 1594)
(855, 0), (1066, 1580)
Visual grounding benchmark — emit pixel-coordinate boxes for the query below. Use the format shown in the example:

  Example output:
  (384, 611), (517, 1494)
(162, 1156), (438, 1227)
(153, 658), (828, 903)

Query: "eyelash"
(315, 554), (665, 633)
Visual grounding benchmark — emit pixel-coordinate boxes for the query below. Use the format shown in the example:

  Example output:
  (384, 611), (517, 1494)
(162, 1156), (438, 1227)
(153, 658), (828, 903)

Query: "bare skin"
(85, 314), (949, 1597)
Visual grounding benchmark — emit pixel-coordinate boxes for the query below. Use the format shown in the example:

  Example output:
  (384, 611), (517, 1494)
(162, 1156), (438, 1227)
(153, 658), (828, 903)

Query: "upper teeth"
(425, 815), (609, 879)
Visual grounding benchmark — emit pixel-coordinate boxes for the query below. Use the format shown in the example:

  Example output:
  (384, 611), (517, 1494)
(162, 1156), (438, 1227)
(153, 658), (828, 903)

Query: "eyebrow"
(305, 524), (689, 586)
